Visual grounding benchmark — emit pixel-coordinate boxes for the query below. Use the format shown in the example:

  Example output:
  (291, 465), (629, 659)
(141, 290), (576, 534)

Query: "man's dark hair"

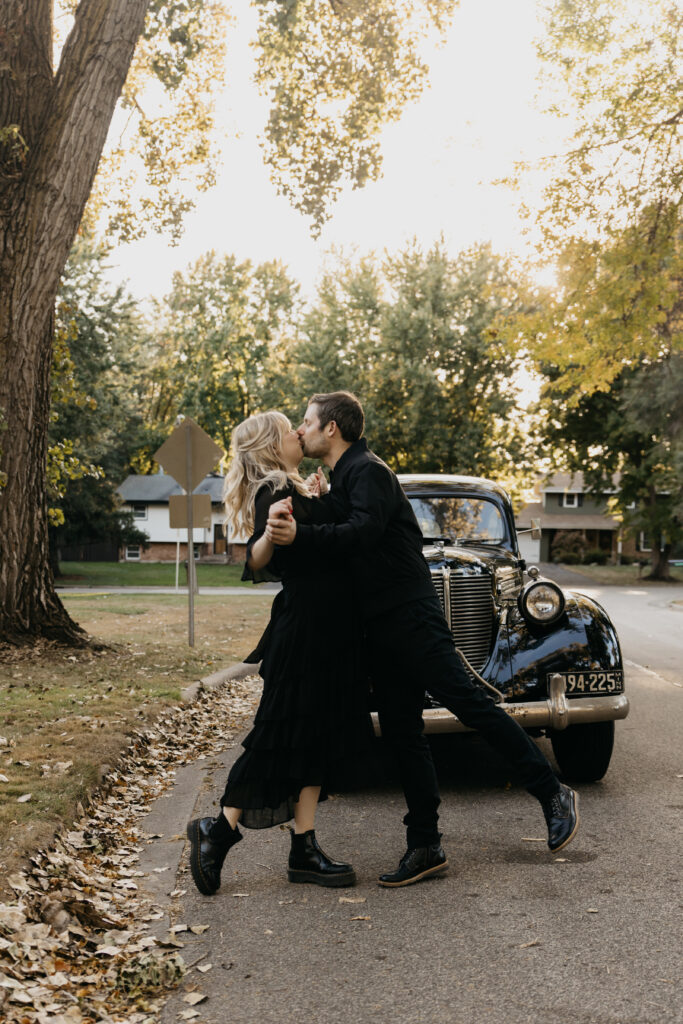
(309, 391), (364, 443)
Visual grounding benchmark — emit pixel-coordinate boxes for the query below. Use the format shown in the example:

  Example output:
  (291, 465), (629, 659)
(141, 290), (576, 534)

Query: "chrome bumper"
(370, 673), (630, 736)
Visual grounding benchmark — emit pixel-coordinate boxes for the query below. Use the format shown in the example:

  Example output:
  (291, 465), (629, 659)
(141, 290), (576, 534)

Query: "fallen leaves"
(0, 675), (262, 1024)
(183, 991), (208, 1005)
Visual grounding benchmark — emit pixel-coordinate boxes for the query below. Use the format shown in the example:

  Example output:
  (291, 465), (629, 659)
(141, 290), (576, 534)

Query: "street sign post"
(154, 418), (224, 646)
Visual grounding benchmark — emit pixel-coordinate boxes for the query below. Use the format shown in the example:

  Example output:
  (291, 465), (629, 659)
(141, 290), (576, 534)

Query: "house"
(116, 472), (248, 563)
(515, 472), (647, 564)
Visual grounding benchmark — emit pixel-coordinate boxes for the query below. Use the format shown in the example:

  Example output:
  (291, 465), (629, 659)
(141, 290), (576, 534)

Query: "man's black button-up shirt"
(292, 439), (435, 619)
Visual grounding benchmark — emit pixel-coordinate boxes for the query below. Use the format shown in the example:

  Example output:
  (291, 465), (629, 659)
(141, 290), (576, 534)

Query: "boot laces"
(549, 790), (565, 817)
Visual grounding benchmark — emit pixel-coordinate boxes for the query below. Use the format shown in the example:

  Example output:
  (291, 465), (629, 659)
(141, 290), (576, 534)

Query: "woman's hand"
(269, 497), (293, 519)
(305, 467), (329, 496)
(264, 496), (294, 544)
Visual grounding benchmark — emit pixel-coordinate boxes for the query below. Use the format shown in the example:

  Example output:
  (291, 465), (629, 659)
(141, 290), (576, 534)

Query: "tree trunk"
(0, 309), (85, 642)
(0, 0), (151, 643)
(646, 539), (672, 581)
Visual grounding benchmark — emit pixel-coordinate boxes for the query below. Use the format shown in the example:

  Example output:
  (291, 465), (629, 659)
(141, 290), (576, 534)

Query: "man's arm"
(266, 460), (397, 554)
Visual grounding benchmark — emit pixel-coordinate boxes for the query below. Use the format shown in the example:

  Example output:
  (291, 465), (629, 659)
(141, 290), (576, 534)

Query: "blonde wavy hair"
(223, 411), (309, 537)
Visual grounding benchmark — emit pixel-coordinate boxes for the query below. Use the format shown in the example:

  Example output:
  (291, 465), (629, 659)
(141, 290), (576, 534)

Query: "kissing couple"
(187, 391), (578, 895)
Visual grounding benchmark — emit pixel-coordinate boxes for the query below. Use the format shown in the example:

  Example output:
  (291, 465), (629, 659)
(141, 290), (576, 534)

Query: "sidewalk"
(56, 585), (281, 596)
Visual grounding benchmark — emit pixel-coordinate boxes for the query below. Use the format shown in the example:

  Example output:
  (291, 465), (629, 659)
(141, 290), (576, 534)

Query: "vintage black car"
(373, 474), (630, 783)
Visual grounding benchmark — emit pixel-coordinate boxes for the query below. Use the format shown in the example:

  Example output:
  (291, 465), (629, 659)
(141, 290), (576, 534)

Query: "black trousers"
(366, 596), (560, 848)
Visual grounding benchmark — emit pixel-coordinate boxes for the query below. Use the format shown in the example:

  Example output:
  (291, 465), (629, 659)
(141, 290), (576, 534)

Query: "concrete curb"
(181, 660), (260, 704)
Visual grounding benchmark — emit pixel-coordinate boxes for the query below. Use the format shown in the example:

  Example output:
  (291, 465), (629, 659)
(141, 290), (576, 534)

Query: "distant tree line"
(50, 236), (539, 565)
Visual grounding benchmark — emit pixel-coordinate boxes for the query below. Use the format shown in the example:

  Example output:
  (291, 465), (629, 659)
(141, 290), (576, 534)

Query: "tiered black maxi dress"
(220, 482), (372, 828)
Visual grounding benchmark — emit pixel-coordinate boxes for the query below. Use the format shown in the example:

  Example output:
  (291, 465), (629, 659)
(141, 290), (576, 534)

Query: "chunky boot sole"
(549, 792), (580, 854)
(186, 820), (219, 896)
(287, 867), (357, 888)
(378, 859), (449, 888)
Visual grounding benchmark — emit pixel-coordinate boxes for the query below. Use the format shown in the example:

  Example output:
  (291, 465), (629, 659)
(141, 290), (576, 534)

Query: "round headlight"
(519, 580), (565, 624)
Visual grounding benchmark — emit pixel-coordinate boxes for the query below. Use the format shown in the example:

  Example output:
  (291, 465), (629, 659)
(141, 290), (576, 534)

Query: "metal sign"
(155, 417), (223, 493)
(154, 418), (224, 647)
(169, 493), (212, 530)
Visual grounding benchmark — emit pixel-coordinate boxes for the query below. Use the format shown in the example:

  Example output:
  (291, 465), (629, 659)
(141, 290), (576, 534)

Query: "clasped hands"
(265, 468), (327, 545)
(265, 497), (296, 545)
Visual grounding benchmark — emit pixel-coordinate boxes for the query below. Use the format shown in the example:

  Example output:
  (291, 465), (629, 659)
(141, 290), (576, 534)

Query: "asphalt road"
(139, 584), (682, 1024)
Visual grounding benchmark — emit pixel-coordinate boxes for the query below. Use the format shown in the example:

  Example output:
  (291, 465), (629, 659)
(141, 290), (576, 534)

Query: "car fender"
(503, 590), (623, 700)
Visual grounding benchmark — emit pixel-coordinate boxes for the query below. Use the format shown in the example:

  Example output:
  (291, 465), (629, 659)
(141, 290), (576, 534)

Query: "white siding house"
(117, 472), (249, 563)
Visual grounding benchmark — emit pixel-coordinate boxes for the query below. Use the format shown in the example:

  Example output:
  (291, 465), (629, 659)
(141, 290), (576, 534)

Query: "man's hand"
(269, 497), (293, 520)
(266, 513), (297, 546)
(304, 467), (329, 497)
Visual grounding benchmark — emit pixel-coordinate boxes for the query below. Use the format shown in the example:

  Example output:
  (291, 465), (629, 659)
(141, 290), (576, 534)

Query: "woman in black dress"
(186, 411), (371, 896)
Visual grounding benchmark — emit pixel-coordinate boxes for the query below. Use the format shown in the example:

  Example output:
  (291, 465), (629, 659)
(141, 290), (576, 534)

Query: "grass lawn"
(0, 592), (272, 895)
(558, 562), (682, 585)
(58, 560), (251, 587)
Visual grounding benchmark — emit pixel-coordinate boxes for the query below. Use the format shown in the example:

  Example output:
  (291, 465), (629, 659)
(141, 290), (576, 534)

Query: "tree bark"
(0, 0), (151, 642)
(646, 539), (673, 581)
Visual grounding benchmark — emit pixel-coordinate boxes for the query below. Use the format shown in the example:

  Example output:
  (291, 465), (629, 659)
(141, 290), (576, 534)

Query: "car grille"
(430, 569), (494, 675)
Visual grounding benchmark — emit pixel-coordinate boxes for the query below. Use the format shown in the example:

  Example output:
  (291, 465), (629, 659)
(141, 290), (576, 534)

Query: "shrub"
(551, 530), (587, 564)
(584, 548), (609, 565)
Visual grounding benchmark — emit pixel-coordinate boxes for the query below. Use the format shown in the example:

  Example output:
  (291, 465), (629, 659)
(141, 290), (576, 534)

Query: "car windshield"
(407, 495), (507, 545)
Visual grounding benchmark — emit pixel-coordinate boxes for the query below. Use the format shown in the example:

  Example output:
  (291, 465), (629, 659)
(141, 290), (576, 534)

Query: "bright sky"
(107, 0), (569, 302)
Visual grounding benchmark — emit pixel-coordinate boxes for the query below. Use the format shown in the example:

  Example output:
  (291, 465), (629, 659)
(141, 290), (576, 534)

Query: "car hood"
(422, 542), (518, 575)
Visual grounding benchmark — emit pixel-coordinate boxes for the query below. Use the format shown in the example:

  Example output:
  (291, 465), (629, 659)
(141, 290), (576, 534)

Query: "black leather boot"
(288, 830), (356, 888)
(378, 842), (449, 887)
(541, 784), (579, 852)
(186, 815), (242, 895)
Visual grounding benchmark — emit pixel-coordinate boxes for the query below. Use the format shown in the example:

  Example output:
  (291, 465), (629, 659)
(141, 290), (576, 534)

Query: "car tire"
(549, 720), (615, 783)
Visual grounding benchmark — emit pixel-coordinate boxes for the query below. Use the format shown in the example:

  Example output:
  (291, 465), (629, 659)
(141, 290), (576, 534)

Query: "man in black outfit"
(266, 391), (578, 887)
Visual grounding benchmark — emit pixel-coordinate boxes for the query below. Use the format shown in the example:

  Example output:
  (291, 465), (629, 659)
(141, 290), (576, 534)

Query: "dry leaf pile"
(0, 675), (262, 1024)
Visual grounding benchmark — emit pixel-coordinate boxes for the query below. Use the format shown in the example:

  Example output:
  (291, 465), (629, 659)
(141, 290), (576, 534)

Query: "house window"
(193, 543), (201, 560)
(132, 503), (147, 520)
(638, 532), (652, 552)
(562, 493), (579, 508)
(126, 545), (141, 561)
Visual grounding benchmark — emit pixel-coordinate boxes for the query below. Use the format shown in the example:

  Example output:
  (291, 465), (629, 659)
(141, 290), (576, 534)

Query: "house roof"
(543, 471), (621, 493)
(542, 472), (586, 492)
(516, 500), (620, 531)
(117, 473), (225, 503)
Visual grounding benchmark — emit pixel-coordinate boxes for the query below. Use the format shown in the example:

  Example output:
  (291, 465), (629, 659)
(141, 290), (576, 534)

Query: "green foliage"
(261, 241), (537, 501)
(550, 530), (587, 564)
(50, 234), (150, 551)
(75, 0), (461, 241)
(584, 548), (610, 565)
(534, 0), (682, 247)
(509, 0), (683, 395)
(253, 0), (458, 232)
(138, 240), (537, 502)
(81, 0), (229, 242)
(138, 252), (300, 459)
(535, 354), (683, 577)
(500, 3), (683, 570)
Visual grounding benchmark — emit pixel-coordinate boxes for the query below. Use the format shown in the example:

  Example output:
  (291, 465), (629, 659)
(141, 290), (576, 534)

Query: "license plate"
(548, 670), (624, 696)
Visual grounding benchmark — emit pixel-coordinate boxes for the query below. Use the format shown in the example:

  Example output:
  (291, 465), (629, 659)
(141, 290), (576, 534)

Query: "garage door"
(517, 532), (541, 564)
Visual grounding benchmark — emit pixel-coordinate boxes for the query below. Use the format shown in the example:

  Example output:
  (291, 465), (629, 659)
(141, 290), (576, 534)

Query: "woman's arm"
(248, 532), (275, 571)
